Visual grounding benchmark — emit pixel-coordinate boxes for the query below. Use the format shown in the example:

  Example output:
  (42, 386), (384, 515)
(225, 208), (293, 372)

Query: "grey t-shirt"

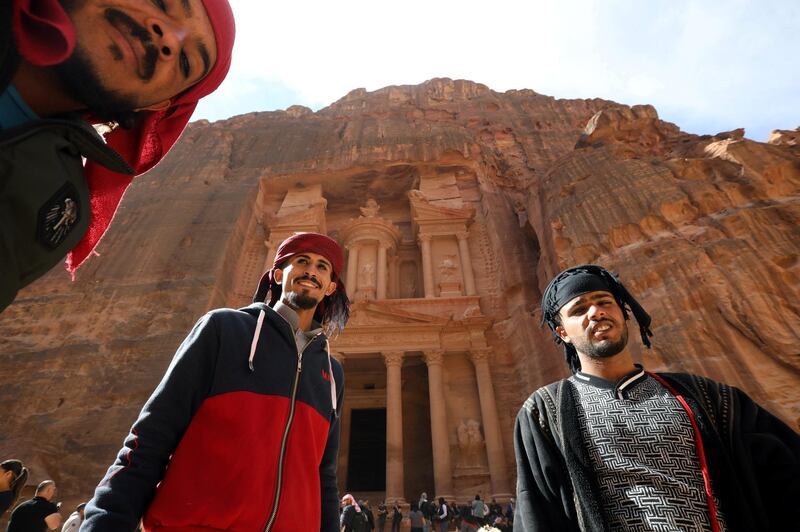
(273, 301), (323, 353)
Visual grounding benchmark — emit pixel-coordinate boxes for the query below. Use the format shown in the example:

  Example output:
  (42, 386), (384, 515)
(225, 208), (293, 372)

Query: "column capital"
(423, 350), (446, 367)
(418, 233), (432, 244)
(456, 230), (469, 241)
(382, 351), (405, 367)
(469, 348), (492, 365)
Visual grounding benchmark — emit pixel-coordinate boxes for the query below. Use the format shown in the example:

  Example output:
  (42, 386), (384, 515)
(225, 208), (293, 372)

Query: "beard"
(284, 291), (319, 311)
(53, 6), (159, 118)
(571, 320), (629, 359)
(53, 49), (139, 117)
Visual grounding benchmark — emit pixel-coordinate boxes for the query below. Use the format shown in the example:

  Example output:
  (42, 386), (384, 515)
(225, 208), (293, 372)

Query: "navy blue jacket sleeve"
(82, 313), (219, 532)
(319, 358), (345, 532)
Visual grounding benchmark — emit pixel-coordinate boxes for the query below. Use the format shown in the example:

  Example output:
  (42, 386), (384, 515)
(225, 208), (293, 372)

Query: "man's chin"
(578, 337), (627, 359)
(285, 292), (319, 311)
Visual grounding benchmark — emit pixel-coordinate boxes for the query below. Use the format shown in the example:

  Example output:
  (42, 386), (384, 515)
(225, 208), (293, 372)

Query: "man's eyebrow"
(181, 0), (193, 16)
(198, 42), (210, 79)
(566, 292), (613, 311)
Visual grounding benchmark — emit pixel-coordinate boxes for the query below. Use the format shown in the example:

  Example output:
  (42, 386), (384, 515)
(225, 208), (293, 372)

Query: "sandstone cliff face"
(1, 78), (798, 513)
(527, 105), (800, 423)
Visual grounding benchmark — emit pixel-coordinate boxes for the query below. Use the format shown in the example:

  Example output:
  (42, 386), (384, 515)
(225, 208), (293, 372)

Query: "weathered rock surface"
(1, 78), (798, 515)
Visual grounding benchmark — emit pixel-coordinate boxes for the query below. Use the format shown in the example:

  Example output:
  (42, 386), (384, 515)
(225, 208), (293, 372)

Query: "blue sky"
(194, 0), (799, 141)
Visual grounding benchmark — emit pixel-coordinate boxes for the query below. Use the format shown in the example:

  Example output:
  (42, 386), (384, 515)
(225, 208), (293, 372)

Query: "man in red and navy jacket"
(83, 232), (350, 531)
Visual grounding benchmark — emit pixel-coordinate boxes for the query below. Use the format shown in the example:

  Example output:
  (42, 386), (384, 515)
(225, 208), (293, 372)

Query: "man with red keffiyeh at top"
(0, 0), (235, 312)
(513, 264), (800, 532)
(84, 232), (350, 531)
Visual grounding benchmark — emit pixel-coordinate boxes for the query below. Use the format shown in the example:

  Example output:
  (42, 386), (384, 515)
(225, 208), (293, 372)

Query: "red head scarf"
(253, 232), (346, 304)
(10, 0), (236, 274)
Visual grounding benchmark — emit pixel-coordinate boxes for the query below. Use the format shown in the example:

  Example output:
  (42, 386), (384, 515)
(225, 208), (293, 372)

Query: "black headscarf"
(540, 264), (653, 372)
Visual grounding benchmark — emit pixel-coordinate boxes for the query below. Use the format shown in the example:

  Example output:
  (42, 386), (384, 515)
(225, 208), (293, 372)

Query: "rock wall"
(526, 106), (800, 423)
(1, 78), (798, 516)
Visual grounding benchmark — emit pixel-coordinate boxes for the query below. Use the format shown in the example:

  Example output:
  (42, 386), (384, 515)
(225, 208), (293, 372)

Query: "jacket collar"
(573, 364), (647, 398)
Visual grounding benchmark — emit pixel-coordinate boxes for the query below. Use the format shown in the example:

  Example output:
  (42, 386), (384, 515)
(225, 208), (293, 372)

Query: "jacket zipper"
(264, 331), (324, 531)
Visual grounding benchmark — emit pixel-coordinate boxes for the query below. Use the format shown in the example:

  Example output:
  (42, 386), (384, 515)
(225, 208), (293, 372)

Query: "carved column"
(457, 232), (477, 296)
(391, 256), (400, 299)
(346, 245), (359, 297)
(419, 234), (435, 298)
(470, 349), (512, 498)
(383, 351), (406, 504)
(264, 240), (278, 272)
(424, 351), (454, 500)
(377, 244), (388, 300)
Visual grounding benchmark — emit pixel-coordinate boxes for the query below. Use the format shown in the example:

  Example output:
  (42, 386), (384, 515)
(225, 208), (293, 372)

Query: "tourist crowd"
(0, 462), (87, 531)
(340, 491), (514, 532)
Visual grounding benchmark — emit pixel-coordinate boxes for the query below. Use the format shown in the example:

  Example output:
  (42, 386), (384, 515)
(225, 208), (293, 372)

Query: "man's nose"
(587, 304), (606, 320)
(146, 17), (188, 60)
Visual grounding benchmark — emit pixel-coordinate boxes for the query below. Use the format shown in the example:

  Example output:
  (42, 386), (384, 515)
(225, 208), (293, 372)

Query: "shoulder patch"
(37, 183), (81, 249)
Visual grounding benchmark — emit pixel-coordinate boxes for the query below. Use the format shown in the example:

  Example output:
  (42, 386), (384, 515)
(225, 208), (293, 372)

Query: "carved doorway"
(346, 408), (387, 492)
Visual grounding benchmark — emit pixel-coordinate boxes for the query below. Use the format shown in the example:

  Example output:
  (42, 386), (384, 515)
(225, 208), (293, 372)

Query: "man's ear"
(324, 281), (337, 297)
(135, 99), (172, 112)
(556, 325), (571, 344)
(274, 268), (284, 284)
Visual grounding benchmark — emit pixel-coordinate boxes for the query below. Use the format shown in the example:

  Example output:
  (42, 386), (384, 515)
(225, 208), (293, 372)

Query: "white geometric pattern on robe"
(571, 374), (727, 531)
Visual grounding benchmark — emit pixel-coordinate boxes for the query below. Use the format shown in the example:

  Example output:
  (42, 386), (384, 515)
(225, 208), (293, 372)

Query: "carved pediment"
(409, 190), (475, 224)
(347, 301), (450, 328)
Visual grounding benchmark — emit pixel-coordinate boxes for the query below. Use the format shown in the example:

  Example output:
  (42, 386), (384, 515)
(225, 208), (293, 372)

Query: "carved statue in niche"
(438, 255), (459, 280)
(400, 261), (419, 299)
(359, 262), (376, 287)
(360, 198), (380, 218)
(355, 262), (377, 301)
(456, 419), (486, 469)
(403, 279), (417, 299)
(438, 254), (463, 297)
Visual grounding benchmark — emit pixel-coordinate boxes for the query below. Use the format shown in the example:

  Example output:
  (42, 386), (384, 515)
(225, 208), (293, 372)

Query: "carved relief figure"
(403, 279), (417, 298)
(438, 255), (459, 280)
(467, 419), (484, 447)
(457, 419), (485, 468)
(400, 261), (419, 298)
(360, 198), (380, 218)
(359, 262), (376, 287)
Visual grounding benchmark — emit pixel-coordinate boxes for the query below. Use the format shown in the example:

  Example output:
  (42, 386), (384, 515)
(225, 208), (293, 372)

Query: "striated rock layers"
(1, 79), (799, 514)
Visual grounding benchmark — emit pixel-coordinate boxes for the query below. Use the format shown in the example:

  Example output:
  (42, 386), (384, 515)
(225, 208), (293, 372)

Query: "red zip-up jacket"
(83, 303), (344, 531)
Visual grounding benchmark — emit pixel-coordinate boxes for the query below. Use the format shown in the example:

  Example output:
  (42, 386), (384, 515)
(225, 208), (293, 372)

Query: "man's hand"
(45, 511), (62, 530)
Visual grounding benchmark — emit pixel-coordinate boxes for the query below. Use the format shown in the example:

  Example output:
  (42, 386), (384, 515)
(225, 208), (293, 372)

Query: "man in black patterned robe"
(513, 264), (800, 532)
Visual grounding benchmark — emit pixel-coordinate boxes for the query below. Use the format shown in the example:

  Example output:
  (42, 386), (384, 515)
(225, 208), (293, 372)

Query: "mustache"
(105, 8), (160, 80)
(295, 275), (322, 288)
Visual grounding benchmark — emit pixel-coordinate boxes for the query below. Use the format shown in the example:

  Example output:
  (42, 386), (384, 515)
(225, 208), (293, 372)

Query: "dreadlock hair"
(1, 459), (28, 510)
(266, 275), (351, 338)
(541, 264), (653, 373)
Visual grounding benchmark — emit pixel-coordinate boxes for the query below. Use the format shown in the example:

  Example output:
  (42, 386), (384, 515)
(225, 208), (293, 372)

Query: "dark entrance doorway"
(347, 408), (387, 491)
